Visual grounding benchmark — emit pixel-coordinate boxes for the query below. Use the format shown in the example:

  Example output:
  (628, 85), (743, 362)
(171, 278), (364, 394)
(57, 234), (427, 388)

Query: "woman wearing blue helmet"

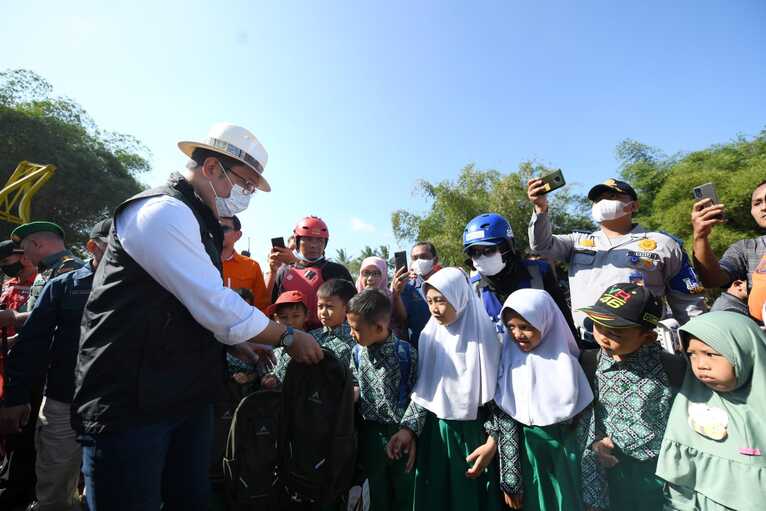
(463, 213), (575, 335)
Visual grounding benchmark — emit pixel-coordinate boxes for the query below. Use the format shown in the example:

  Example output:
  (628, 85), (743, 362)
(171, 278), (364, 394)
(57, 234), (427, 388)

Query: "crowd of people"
(0, 121), (763, 511)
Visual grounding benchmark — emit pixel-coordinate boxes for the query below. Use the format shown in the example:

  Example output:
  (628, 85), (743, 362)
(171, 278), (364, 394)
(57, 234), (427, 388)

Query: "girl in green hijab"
(656, 311), (766, 510)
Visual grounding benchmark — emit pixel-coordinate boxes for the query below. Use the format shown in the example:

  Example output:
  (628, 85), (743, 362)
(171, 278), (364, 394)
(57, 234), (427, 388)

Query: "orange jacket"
(222, 251), (271, 313)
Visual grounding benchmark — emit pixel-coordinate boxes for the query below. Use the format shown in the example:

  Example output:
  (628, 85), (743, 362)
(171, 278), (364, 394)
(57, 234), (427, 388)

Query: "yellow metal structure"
(0, 161), (57, 225)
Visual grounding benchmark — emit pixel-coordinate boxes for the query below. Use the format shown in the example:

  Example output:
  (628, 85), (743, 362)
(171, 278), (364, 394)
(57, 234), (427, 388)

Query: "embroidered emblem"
(581, 239), (595, 248)
(688, 403), (728, 441)
(638, 239), (657, 251)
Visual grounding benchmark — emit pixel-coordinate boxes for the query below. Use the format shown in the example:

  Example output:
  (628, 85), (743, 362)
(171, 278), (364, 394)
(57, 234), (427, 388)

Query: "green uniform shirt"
(351, 333), (417, 425)
(580, 343), (675, 508)
(271, 323), (354, 383)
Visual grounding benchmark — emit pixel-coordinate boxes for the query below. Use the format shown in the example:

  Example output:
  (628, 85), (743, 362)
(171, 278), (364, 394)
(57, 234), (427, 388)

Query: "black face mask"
(1, 261), (23, 278)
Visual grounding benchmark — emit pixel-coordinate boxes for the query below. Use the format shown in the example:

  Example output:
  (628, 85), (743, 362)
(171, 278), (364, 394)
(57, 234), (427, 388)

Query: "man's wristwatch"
(278, 326), (295, 349)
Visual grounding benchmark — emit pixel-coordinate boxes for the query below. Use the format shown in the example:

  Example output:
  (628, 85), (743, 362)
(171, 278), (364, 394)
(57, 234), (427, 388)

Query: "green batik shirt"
(580, 342), (675, 509)
(484, 402), (523, 496)
(351, 333), (418, 426)
(271, 324), (354, 383)
(23, 250), (85, 312)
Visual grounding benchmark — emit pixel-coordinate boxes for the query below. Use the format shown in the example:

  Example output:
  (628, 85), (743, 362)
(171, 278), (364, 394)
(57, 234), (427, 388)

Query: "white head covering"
(410, 267), (501, 420)
(494, 289), (593, 426)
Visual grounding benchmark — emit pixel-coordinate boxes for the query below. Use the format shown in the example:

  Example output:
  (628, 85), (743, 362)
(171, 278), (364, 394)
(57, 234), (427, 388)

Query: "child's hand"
(503, 491), (523, 509)
(353, 385), (360, 403)
(592, 437), (619, 468)
(390, 266), (409, 295)
(260, 374), (278, 389)
(465, 435), (497, 479)
(386, 429), (417, 472)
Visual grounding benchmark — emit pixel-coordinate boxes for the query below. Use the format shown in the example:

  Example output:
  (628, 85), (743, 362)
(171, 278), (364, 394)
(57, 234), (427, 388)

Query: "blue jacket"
(399, 282), (431, 347)
(4, 263), (94, 406)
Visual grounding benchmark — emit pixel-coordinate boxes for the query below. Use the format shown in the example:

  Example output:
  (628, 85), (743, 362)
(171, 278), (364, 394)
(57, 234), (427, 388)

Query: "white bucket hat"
(178, 122), (271, 192)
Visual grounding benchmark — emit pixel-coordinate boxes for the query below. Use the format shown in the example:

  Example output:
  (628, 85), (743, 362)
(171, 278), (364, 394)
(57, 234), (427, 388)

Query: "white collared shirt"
(115, 195), (269, 345)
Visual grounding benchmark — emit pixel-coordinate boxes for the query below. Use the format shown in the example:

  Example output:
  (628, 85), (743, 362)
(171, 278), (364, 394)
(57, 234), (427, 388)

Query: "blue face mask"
(293, 249), (324, 264)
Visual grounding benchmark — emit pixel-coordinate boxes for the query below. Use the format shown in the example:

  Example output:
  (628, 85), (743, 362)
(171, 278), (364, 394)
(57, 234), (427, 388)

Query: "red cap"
(293, 216), (329, 239)
(266, 290), (308, 316)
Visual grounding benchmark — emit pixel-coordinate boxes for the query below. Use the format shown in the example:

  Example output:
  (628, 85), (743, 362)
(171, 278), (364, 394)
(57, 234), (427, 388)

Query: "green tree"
(391, 162), (594, 266)
(622, 131), (766, 256)
(333, 248), (353, 267)
(0, 69), (148, 246)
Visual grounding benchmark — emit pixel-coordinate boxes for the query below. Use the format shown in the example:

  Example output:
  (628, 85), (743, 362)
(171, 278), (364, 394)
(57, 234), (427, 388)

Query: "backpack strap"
(660, 351), (688, 391)
(395, 339), (412, 410)
(579, 348), (599, 393)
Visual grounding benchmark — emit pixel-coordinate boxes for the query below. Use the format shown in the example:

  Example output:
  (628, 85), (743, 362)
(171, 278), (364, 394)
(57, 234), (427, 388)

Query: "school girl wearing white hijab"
(489, 288), (593, 510)
(387, 267), (503, 510)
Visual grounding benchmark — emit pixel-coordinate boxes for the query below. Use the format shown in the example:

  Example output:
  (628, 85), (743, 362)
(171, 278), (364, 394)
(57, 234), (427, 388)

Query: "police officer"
(0, 222), (84, 330)
(0, 219), (111, 511)
(527, 177), (706, 343)
(463, 213), (575, 334)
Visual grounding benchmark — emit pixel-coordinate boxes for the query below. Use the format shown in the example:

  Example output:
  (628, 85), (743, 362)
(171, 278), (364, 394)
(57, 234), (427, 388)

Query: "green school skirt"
(413, 412), (502, 511)
(359, 421), (415, 511)
(520, 423), (583, 511)
(606, 450), (664, 511)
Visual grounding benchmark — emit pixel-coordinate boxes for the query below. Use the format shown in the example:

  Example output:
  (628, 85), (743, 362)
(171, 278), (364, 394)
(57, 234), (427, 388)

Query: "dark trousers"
(80, 404), (213, 511)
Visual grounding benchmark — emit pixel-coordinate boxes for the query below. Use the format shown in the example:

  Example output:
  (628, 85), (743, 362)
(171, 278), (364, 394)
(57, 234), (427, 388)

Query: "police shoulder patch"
(638, 239), (657, 251)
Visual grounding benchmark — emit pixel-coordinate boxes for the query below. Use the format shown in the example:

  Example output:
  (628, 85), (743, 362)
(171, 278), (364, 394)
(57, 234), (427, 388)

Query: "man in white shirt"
(72, 123), (322, 511)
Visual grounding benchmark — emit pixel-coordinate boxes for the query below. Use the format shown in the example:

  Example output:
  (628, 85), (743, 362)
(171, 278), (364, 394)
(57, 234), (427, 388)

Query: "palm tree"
(334, 248), (353, 267)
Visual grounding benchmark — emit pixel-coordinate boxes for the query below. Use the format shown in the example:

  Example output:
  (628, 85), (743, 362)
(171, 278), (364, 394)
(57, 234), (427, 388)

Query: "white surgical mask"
(473, 252), (506, 276)
(293, 249), (323, 264)
(210, 163), (253, 217)
(411, 258), (434, 276)
(591, 199), (632, 223)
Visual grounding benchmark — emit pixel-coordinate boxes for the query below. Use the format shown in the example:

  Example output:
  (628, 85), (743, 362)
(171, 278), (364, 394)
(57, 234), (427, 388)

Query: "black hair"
(234, 287), (254, 305)
(317, 278), (357, 304)
(412, 241), (438, 259)
(347, 289), (391, 325)
(221, 215), (242, 231)
(275, 301), (308, 316)
(190, 148), (242, 172)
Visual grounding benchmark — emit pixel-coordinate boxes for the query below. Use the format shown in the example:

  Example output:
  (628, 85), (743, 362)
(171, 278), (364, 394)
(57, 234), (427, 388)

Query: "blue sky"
(3, 1), (765, 265)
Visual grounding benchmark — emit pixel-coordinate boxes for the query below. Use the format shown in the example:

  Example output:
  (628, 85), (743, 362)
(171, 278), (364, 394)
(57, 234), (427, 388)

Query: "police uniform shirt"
(25, 249), (85, 311)
(529, 210), (705, 329)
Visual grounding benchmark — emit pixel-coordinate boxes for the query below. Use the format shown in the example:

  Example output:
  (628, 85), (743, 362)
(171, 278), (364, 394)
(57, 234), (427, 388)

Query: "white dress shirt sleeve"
(114, 195), (269, 345)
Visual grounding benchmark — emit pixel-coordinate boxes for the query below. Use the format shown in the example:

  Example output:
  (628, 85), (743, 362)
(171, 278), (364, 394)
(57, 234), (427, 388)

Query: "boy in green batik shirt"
(347, 289), (419, 511)
(310, 278), (357, 352)
(577, 283), (686, 511)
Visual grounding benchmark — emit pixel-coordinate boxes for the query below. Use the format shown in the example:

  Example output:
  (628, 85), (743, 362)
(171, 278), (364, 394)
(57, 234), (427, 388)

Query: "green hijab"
(655, 311), (766, 509)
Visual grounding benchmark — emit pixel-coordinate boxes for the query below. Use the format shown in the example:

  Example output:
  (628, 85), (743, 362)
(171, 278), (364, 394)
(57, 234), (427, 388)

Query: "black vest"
(73, 174), (225, 434)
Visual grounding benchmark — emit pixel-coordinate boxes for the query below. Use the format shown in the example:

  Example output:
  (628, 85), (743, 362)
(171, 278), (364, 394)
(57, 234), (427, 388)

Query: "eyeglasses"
(362, 270), (382, 278)
(468, 246), (499, 258)
(220, 164), (258, 195)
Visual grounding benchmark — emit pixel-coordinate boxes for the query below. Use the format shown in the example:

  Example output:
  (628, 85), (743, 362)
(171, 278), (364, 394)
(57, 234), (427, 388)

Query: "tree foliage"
(0, 69), (148, 246)
(391, 162), (595, 266)
(618, 131), (766, 256)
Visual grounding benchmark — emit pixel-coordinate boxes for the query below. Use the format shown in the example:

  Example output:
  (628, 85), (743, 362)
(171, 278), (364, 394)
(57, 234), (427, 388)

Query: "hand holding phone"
(394, 251), (407, 272)
(539, 169), (566, 194)
(271, 237), (286, 249)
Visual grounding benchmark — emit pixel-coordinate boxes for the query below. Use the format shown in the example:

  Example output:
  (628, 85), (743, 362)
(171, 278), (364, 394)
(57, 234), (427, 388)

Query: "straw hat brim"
(178, 141), (271, 192)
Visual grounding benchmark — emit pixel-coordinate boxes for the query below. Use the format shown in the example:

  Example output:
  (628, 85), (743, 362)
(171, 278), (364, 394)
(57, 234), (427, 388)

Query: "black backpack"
(222, 389), (282, 511)
(279, 348), (357, 507)
(579, 348), (687, 393)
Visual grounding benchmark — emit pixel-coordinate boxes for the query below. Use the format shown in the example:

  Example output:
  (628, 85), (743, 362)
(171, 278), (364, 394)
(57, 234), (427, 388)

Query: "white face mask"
(411, 258), (434, 276)
(472, 252), (506, 276)
(210, 163), (253, 217)
(591, 199), (632, 223)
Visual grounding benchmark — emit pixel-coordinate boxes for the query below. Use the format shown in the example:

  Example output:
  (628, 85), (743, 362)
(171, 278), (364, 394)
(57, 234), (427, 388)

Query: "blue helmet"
(462, 213), (514, 251)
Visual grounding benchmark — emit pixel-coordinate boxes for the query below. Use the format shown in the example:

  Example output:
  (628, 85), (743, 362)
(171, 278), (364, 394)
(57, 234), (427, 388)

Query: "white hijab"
(494, 289), (593, 426)
(410, 267), (501, 420)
